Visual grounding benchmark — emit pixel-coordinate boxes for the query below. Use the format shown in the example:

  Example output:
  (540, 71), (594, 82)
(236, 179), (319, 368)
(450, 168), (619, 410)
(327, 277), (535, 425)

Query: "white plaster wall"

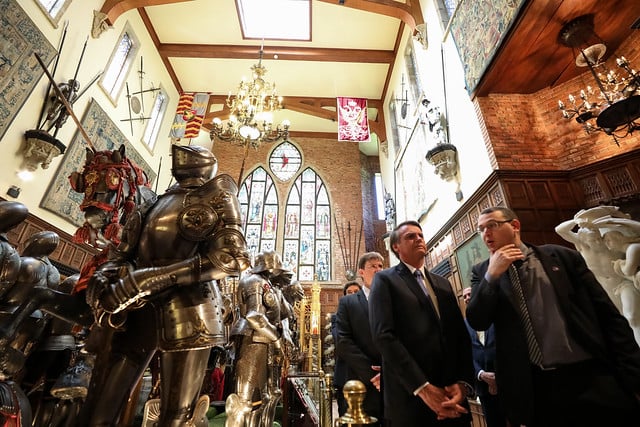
(379, 0), (493, 248)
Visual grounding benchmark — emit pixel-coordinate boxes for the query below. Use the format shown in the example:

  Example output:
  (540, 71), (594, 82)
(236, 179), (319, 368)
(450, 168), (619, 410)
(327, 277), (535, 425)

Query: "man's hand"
(417, 383), (467, 420)
(370, 365), (381, 391)
(480, 371), (498, 395)
(487, 244), (524, 279)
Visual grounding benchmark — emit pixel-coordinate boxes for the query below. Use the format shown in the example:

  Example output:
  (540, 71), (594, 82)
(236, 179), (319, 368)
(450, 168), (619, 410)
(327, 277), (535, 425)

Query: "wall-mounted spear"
(34, 53), (96, 152)
(334, 215), (363, 281)
(37, 21), (68, 129)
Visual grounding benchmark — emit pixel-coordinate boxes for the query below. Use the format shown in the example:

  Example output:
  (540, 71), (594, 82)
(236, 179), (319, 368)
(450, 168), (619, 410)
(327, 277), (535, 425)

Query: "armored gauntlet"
(98, 257), (201, 313)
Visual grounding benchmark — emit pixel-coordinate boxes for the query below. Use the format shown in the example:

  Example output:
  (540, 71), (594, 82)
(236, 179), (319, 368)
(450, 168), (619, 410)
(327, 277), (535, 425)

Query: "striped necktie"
(414, 269), (440, 318)
(508, 264), (543, 366)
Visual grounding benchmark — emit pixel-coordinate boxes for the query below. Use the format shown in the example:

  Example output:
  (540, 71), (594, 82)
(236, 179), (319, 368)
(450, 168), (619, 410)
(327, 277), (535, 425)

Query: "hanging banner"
(169, 92), (210, 138)
(337, 97), (370, 142)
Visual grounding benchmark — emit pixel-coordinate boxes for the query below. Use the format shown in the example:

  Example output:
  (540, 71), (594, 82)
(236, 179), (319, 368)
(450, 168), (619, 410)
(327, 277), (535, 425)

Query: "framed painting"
(455, 232), (490, 289)
(0, 0), (57, 141)
(40, 98), (157, 226)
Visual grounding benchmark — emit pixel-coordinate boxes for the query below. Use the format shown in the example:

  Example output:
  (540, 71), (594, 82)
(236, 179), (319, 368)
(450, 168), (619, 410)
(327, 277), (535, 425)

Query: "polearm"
(154, 157), (162, 193)
(74, 70), (103, 100)
(34, 52), (96, 152)
(355, 220), (363, 268)
(72, 36), (89, 84)
(37, 21), (68, 128)
(334, 214), (349, 276)
(124, 82), (134, 135)
(139, 56), (145, 114)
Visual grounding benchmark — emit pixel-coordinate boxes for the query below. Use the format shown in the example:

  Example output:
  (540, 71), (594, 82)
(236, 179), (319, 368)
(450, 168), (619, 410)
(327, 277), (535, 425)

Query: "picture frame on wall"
(455, 233), (490, 289)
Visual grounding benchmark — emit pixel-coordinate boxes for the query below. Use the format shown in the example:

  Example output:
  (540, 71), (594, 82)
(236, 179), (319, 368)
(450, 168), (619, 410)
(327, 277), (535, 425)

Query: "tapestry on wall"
(449, 0), (526, 95)
(0, 0), (57, 141)
(41, 98), (157, 227)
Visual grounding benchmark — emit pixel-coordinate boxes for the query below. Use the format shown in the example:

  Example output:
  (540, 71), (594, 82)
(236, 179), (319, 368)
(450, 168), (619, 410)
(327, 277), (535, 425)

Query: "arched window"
(283, 168), (331, 281)
(238, 167), (278, 262)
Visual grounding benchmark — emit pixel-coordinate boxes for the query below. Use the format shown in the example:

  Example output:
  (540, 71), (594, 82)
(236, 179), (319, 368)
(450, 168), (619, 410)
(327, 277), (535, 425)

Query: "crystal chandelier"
(210, 47), (290, 148)
(557, 15), (640, 145)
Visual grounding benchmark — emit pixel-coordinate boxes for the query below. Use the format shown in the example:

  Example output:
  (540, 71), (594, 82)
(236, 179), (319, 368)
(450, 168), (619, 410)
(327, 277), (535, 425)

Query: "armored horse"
(0, 144), (156, 426)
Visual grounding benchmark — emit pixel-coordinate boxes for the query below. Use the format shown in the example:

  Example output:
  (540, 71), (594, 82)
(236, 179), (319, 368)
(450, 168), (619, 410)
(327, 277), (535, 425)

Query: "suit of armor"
(226, 251), (292, 427)
(80, 145), (250, 426)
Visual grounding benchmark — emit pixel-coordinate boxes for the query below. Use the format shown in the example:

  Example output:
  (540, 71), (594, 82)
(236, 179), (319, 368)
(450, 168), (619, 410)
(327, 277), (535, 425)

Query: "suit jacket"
(331, 313), (348, 388)
(466, 243), (640, 425)
(369, 263), (474, 426)
(464, 319), (497, 398)
(335, 289), (383, 419)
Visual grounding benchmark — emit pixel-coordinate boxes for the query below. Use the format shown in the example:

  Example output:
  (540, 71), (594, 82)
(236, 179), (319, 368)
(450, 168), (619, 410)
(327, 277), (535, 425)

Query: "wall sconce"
(6, 186), (20, 198)
(414, 23), (428, 49)
(22, 129), (66, 171)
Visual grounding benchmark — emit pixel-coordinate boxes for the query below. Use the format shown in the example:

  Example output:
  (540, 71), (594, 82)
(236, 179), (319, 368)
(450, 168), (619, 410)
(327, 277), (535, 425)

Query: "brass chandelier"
(557, 15), (640, 145)
(210, 47), (290, 149)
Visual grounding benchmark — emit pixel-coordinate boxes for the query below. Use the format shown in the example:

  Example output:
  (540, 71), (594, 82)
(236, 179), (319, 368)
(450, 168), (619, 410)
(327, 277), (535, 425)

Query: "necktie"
(414, 269), (440, 318)
(508, 264), (543, 366)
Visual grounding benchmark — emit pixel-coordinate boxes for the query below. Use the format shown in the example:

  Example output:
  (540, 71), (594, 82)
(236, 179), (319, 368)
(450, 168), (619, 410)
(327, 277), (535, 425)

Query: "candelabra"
(557, 15), (640, 145)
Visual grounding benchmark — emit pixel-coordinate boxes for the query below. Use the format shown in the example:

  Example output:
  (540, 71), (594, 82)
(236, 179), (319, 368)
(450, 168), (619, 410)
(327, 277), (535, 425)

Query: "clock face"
(269, 141), (301, 181)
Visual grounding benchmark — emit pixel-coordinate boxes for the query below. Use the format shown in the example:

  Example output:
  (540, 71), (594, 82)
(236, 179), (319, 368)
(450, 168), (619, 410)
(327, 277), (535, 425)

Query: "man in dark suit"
(369, 220), (474, 426)
(332, 281), (362, 416)
(335, 252), (385, 424)
(466, 206), (640, 427)
(462, 287), (507, 427)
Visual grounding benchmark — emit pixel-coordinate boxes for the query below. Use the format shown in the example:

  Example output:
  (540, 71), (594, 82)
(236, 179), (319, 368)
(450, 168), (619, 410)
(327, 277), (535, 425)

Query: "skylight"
(237, 0), (311, 41)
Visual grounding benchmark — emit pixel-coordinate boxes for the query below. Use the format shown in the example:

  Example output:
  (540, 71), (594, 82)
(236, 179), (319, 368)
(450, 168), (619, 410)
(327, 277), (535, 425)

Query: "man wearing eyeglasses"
(466, 206), (640, 427)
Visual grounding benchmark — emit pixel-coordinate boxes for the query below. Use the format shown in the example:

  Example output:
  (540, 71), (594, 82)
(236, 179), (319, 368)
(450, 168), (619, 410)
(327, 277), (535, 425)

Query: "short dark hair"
(343, 281), (361, 295)
(479, 206), (517, 221)
(389, 220), (421, 258)
(358, 252), (384, 270)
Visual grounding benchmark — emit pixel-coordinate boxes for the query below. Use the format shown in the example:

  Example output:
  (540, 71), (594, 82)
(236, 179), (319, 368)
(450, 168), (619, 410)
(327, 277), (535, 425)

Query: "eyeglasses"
(476, 219), (513, 234)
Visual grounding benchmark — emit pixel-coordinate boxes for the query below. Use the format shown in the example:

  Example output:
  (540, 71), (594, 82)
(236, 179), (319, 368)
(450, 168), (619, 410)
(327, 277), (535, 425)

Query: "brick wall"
(211, 136), (365, 283)
(476, 30), (640, 171)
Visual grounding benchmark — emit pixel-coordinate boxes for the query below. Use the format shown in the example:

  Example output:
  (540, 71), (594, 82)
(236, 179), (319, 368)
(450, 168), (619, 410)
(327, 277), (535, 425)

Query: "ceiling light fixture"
(210, 45), (290, 185)
(557, 14), (640, 145)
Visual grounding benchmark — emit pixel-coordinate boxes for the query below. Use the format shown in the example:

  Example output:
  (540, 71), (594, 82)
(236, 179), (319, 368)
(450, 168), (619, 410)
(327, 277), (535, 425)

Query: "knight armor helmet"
(21, 231), (59, 257)
(0, 201), (28, 234)
(171, 144), (218, 183)
(251, 251), (286, 275)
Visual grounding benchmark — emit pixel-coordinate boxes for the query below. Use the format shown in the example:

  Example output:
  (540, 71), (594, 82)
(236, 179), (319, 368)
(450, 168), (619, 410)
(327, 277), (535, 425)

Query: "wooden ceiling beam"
(203, 95), (386, 142)
(158, 44), (395, 64)
(100, 0), (192, 25)
(317, 0), (423, 29)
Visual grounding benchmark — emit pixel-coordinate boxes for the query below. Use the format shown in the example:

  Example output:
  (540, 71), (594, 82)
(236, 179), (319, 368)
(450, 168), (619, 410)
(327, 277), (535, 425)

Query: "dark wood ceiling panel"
(474, 0), (640, 97)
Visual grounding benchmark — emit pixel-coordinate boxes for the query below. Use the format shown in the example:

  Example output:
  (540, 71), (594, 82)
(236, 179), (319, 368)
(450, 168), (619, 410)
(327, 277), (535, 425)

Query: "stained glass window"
(269, 141), (302, 182)
(284, 168), (331, 281)
(238, 167), (278, 263)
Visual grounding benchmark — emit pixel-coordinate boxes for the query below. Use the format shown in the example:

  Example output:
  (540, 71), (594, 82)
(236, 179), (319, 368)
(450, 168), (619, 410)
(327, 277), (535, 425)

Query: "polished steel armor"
(80, 145), (250, 426)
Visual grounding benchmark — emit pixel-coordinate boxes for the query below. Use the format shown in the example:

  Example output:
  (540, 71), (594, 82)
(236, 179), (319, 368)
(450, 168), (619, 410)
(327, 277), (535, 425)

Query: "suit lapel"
(398, 264), (440, 321)
(397, 264), (429, 306)
(357, 290), (368, 316)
